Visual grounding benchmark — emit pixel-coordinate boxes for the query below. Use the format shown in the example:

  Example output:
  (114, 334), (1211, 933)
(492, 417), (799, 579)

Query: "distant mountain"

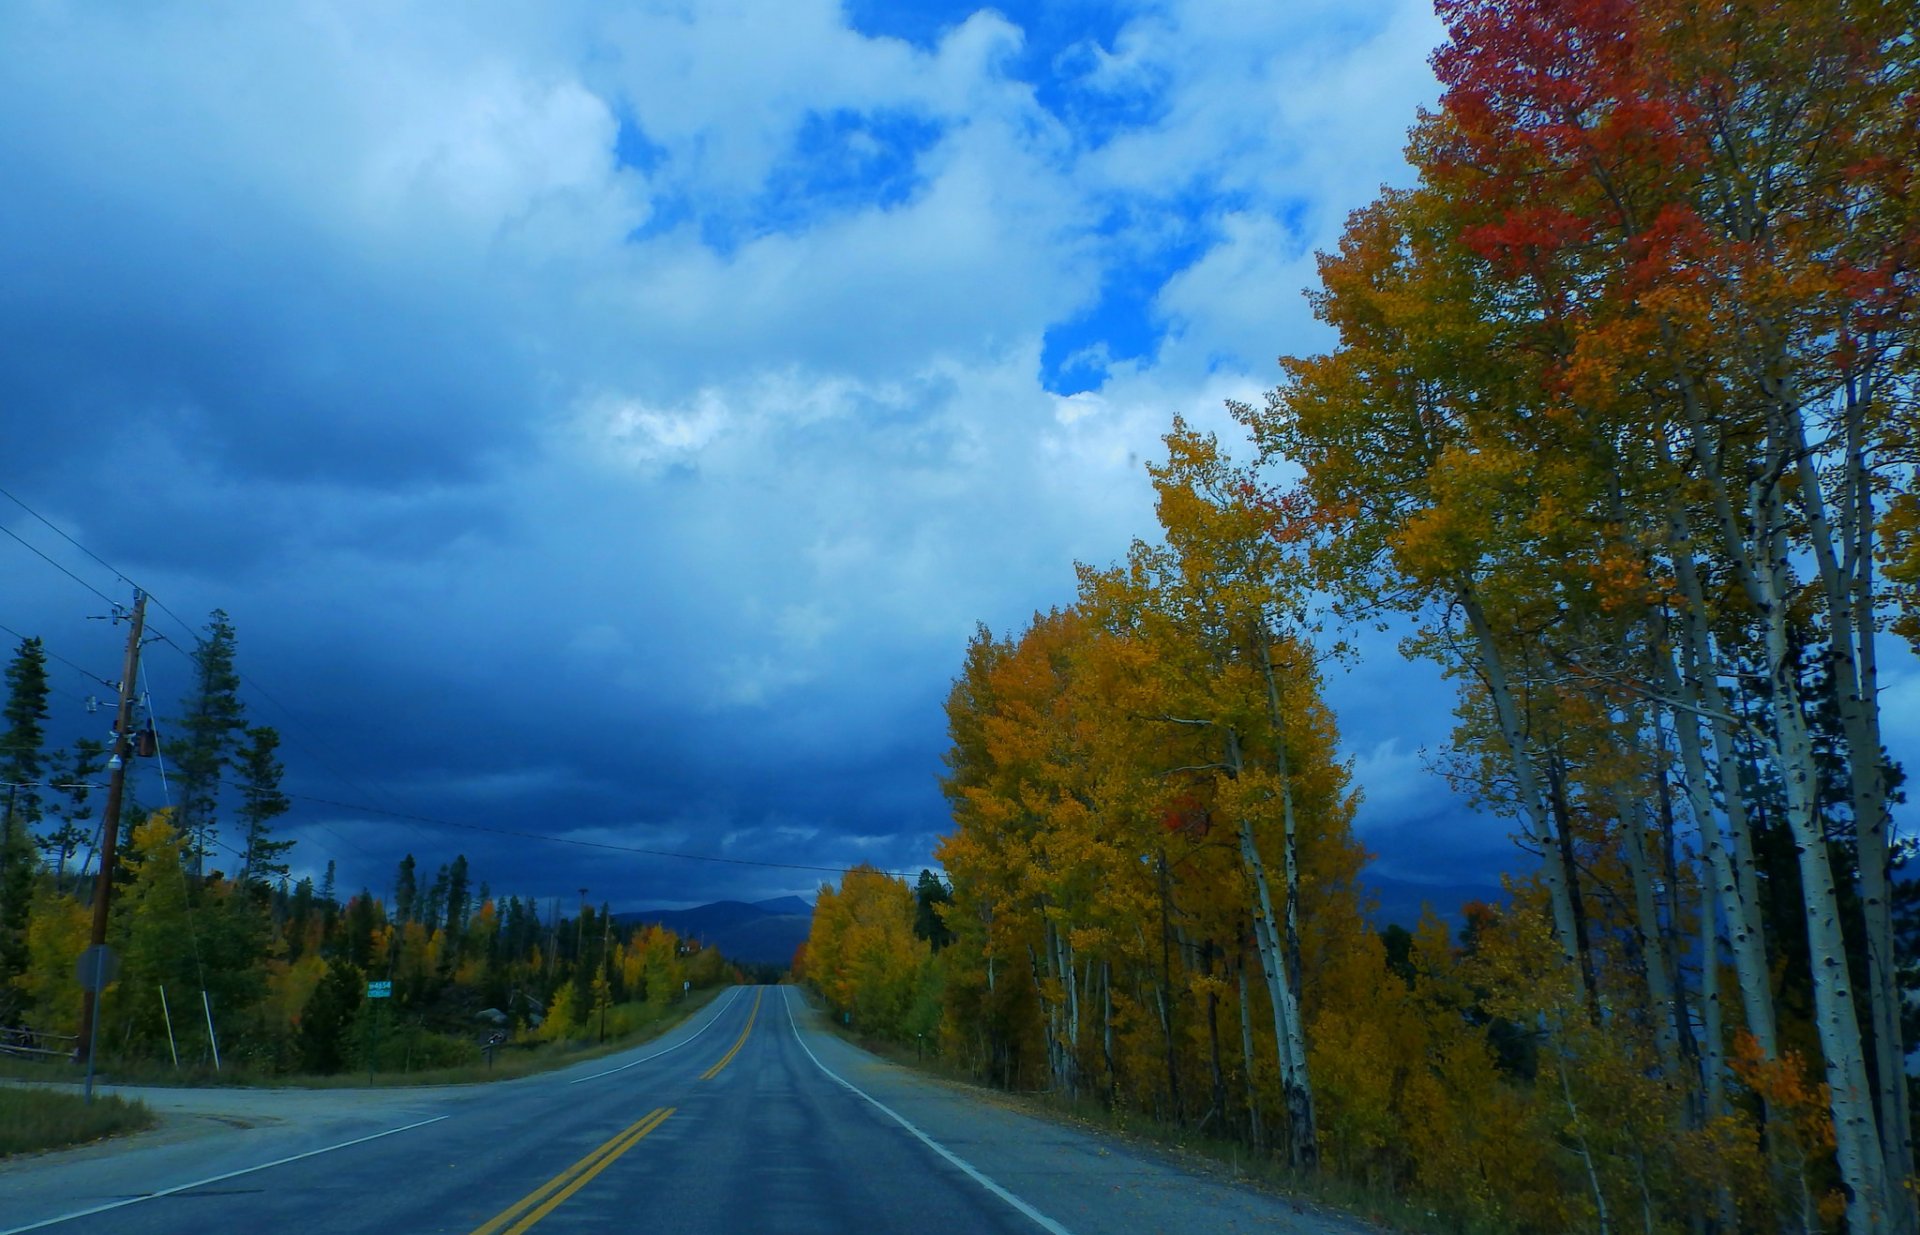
(614, 897), (814, 968)
(1364, 874), (1505, 933)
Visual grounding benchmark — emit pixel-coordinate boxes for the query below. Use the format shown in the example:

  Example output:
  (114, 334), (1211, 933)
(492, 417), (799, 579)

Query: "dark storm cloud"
(0, 2), (1527, 916)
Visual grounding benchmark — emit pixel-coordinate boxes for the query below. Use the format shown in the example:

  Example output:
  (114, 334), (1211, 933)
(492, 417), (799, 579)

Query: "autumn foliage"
(805, 0), (1917, 1231)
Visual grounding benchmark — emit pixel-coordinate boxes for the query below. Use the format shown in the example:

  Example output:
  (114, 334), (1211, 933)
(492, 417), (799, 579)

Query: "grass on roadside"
(0, 1086), (154, 1157)
(0, 986), (724, 1091)
(801, 994), (1504, 1235)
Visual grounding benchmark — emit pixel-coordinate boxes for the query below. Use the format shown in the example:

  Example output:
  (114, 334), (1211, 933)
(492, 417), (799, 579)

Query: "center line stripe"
(568, 985), (746, 1084)
(468, 1107), (673, 1235)
(700, 987), (762, 1079)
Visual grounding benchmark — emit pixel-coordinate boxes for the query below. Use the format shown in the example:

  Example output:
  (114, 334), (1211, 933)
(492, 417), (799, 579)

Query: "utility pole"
(76, 590), (146, 1066)
(576, 887), (588, 964)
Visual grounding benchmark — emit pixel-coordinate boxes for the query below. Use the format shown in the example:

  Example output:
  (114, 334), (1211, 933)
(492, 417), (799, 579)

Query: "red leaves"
(1463, 204), (1595, 272)
(1160, 794), (1212, 838)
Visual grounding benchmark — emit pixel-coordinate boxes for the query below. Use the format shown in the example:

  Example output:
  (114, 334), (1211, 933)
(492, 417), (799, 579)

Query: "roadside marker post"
(74, 945), (118, 1105)
(366, 981), (391, 1083)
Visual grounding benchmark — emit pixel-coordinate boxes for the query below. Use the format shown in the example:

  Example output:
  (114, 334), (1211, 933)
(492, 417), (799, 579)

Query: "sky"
(0, 0), (1580, 919)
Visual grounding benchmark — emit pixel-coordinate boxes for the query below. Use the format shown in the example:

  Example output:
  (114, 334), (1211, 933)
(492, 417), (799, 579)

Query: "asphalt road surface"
(0, 986), (1352, 1235)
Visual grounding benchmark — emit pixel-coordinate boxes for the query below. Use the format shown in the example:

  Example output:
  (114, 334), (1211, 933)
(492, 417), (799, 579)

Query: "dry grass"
(0, 1086), (154, 1157)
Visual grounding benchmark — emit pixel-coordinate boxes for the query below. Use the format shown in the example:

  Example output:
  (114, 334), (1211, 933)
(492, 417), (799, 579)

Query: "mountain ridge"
(613, 896), (814, 967)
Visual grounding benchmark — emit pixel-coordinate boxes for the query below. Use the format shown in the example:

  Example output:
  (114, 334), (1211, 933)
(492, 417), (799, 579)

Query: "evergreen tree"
(344, 890), (377, 968)
(171, 612), (245, 876)
(444, 854), (470, 941)
(423, 864), (448, 934)
(393, 854), (417, 924)
(0, 637), (50, 1010)
(2, 636), (51, 824)
(297, 958), (362, 1074)
(287, 876), (315, 962)
(912, 869), (953, 951)
(39, 737), (105, 892)
(235, 726), (293, 884)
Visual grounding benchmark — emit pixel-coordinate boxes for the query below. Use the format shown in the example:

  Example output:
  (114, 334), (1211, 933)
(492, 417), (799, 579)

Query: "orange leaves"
(1729, 1030), (1838, 1157)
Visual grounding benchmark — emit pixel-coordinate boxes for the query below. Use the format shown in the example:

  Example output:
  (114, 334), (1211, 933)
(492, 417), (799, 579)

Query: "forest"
(799, 1), (1920, 1232)
(0, 615), (736, 1078)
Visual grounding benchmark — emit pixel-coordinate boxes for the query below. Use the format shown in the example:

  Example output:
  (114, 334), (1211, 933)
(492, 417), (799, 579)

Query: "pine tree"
(234, 726), (293, 884)
(39, 738), (105, 892)
(172, 611), (245, 876)
(298, 958), (363, 1074)
(0, 637), (50, 1010)
(444, 854), (470, 941)
(913, 870), (953, 951)
(393, 854), (417, 924)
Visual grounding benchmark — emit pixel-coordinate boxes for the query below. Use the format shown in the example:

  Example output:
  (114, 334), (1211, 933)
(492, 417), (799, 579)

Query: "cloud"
(0, 1), (1493, 909)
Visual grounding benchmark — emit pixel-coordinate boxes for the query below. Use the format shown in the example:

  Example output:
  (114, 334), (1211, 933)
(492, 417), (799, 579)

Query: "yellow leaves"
(803, 865), (931, 1040)
(16, 886), (90, 1036)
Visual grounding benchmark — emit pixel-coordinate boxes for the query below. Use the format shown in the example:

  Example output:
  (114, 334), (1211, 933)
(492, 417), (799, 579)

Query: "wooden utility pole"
(76, 591), (146, 1065)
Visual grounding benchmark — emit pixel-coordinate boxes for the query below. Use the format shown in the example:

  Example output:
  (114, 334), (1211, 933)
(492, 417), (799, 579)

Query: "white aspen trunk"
(1254, 629), (1310, 1010)
(1660, 634), (1782, 1061)
(1228, 724), (1316, 1170)
(1700, 865), (1742, 1234)
(1553, 1035), (1612, 1235)
(1794, 392), (1912, 1223)
(1657, 455), (1783, 1062)
(1237, 954), (1265, 1150)
(1614, 784), (1683, 1084)
(1058, 927), (1080, 1099)
(1458, 587), (1587, 988)
(1031, 933), (1065, 1095)
(1752, 468), (1892, 1234)
(1102, 959), (1116, 1103)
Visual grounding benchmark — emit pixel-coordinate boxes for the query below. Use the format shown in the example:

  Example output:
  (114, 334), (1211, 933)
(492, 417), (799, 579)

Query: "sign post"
(365, 980), (391, 1083)
(75, 945), (119, 1105)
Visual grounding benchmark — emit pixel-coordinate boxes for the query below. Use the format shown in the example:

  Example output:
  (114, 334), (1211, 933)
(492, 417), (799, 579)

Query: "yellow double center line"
(700, 987), (762, 1079)
(468, 1106), (674, 1235)
(468, 988), (762, 1234)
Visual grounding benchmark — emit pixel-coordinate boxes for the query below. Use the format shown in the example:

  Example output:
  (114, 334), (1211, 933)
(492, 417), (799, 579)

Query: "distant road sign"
(367, 980), (392, 999)
(75, 945), (119, 992)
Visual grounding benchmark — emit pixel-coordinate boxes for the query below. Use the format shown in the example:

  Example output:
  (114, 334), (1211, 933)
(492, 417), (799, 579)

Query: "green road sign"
(367, 980), (392, 999)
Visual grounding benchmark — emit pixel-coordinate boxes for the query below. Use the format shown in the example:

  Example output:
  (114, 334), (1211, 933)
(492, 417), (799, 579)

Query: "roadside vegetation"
(800, 2), (1920, 1233)
(0, 1087), (153, 1157)
(1, 617), (741, 1085)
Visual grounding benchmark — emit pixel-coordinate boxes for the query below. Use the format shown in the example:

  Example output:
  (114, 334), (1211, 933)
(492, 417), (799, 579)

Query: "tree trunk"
(1238, 947), (1265, 1151)
(1751, 463), (1892, 1234)
(1228, 726), (1316, 1170)
(1458, 586), (1588, 992)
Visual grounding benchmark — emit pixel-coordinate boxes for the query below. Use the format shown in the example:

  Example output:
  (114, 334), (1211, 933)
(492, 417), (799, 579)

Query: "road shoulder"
(781, 988), (1375, 1235)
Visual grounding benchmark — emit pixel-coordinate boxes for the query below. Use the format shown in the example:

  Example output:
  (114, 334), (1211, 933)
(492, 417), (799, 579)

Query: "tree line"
(803, 2), (1920, 1232)
(0, 615), (734, 1074)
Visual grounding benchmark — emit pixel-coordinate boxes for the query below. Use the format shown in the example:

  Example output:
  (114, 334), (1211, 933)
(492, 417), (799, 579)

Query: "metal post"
(159, 985), (179, 1069)
(82, 948), (106, 1105)
(201, 989), (221, 1071)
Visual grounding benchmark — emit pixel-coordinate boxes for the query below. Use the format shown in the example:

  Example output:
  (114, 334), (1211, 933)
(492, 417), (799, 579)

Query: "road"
(0, 986), (1351, 1234)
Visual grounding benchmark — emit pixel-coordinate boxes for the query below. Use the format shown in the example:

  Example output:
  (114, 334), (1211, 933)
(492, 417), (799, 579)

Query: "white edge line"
(0, 1113), (451, 1235)
(779, 987), (1074, 1235)
(568, 984), (747, 1084)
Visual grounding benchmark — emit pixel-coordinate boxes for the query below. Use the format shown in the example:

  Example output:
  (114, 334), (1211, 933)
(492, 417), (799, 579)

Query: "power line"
(0, 522), (117, 606)
(0, 483), (133, 585)
(288, 792), (928, 880)
(0, 486), (913, 885)
(0, 484), (199, 640)
(0, 618), (117, 691)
